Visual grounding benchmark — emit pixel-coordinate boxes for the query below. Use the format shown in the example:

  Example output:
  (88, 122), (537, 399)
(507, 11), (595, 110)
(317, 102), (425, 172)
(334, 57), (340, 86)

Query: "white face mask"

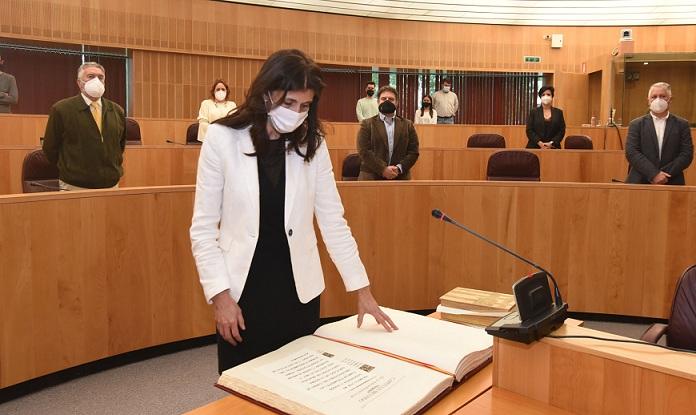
(442, 86), (451, 93)
(214, 90), (227, 102)
(540, 95), (552, 105)
(83, 77), (105, 99)
(649, 98), (668, 114)
(268, 102), (309, 134)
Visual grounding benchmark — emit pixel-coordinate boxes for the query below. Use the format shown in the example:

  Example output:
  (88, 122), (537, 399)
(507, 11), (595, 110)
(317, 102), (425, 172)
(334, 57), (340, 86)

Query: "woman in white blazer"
(190, 49), (396, 372)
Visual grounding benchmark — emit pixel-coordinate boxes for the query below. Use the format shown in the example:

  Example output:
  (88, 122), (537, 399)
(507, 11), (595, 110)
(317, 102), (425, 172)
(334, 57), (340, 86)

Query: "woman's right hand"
(212, 290), (246, 345)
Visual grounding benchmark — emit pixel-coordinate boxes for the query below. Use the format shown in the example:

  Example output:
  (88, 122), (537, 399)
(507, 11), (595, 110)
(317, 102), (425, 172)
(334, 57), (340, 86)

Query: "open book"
(216, 308), (493, 415)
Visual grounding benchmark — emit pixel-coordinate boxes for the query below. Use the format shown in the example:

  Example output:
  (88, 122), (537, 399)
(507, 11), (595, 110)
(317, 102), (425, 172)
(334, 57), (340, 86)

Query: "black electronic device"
(431, 209), (568, 344)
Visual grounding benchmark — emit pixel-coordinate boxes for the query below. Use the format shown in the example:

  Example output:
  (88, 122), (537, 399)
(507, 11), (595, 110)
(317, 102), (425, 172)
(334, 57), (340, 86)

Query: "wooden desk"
(8, 144), (696, 195)
(493, 324), (696, 414)
(2, 182), (694, 389)
(0, 187), (213, 389)
(1, 114), (670, 150)
(0, 145), (201, 194)
(184, 352), (493, 415)
(0, 114), (193, 146)
(453, 388), (573, 415)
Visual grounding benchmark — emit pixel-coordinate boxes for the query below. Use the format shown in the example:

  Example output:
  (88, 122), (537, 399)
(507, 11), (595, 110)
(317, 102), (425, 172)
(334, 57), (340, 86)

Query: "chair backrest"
(21, 149), (60, 192)
(564, 135), (593, 149)
(341, 153), (361, 181)
(125, 117), (142, 145)
(666, 264), (696, 350)
(186, 123), (201, 144)
(467, 133), (506, 148)
(486, 150), (540, 181)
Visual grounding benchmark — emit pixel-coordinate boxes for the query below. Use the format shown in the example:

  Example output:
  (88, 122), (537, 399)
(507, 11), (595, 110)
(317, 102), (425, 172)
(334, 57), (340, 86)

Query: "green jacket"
(43, 95), (126, 188)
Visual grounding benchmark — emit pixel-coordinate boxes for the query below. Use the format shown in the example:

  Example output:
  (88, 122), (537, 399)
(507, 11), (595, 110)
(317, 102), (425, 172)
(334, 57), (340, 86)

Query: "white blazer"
(190, 124), (370, 304)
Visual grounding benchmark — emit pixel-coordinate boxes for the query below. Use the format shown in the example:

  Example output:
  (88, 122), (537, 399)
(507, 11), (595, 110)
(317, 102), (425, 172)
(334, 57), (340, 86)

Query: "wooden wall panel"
(5, 1), (696, 121)
(132, 50), (263, 120)
(5, 1), (696, 74)
(554, 72), (590, 127)
(620, 61), (696, 125)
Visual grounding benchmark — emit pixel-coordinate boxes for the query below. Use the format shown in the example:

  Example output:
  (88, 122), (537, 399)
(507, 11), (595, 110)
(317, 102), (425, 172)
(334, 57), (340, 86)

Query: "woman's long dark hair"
(215, 49), (325, 162)
(420, 95), (433, 118)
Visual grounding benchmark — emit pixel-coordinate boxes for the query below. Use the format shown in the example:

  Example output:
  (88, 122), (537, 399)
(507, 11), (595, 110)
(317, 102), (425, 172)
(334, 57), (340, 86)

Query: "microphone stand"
(431, 209), (564, 306)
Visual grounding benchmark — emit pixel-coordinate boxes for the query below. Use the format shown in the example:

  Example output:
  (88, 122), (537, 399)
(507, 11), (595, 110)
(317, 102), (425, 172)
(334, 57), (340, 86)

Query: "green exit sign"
(524, 56), (541, 63)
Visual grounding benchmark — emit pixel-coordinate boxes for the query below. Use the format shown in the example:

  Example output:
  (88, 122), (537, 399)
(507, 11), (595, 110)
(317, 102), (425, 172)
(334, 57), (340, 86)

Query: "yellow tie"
(90, 101), (102, 135)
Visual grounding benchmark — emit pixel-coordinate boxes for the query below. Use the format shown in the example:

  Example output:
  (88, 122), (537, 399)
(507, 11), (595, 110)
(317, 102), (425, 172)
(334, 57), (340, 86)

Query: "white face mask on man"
(267, 93), (309, 134)
(442, 86), (451, 93)
(649, 98), (668, 114)
(83, 77), (105, 99)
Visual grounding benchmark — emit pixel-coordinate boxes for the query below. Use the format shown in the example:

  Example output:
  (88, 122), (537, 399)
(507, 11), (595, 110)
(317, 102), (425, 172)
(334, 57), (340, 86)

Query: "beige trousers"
(59, 180), (119, 191)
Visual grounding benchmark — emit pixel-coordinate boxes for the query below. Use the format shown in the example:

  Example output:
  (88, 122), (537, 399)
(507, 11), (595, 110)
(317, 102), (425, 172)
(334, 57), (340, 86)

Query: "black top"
(215, 139), (320, 372)
(258, 138), (286, 189)
(525, 106), (566, 149)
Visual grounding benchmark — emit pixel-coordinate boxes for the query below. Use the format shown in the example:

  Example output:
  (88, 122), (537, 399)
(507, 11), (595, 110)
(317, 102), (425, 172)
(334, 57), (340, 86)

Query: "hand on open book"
(356, 286), (399, 332)
(212, 290), (246, 345)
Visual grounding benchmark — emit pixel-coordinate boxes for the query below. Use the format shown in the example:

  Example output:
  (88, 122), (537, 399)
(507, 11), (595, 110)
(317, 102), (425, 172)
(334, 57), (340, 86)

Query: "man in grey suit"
(357, 85), (419, 180)
(0, 54), (19, 113)
(625, 82), (693, 185)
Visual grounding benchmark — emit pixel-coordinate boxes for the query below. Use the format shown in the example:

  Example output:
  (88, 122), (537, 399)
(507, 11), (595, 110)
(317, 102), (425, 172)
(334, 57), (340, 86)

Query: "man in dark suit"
(357, 86), (419, 180)
(625, 82), (693, 185)
(43, 62), (126, 190)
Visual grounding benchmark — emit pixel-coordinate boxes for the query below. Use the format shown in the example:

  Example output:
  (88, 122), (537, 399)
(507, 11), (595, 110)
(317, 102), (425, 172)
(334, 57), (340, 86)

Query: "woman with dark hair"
(197, 79), (237, 141)
(190, 49), (397, 372)
(414, 95), (437, 124)
(525, 85), (566, 149)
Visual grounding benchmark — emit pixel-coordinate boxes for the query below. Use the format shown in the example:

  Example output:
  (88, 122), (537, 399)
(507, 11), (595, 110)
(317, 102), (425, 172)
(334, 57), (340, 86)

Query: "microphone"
(611, 178), (625, 183)
(29, 181), (64, 191)
(432, 208), (568, 344)
(432, 209), (563, 305)
(165, 139), (184, 145)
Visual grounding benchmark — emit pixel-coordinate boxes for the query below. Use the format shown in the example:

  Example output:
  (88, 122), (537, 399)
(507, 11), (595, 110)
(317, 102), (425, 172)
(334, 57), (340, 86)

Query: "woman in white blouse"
(197, 79), (237, 141)
(414, 95), (437, 124)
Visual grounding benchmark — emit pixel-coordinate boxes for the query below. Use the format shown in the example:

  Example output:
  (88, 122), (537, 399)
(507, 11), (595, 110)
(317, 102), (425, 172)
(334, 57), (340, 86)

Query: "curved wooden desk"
(2, 182), (694, 389)
(0, 187), (212, 389)
(0, 145), (201, 194)
(5, 145), (695, 195)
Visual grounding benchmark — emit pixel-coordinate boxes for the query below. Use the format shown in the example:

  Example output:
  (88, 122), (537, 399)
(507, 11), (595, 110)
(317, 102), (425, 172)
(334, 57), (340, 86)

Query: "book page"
(313, 308), (492, 381)
(218, 335), (453, 415)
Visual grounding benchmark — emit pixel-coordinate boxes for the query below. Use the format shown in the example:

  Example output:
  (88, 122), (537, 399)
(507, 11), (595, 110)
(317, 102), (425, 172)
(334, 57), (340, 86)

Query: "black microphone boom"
(432, 208), (568, 344)
(431, 209), (563, 305)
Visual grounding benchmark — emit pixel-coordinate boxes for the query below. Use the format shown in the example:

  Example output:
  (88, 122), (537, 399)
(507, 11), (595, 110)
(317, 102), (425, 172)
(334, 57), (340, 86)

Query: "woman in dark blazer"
(526, 85), (565, 149)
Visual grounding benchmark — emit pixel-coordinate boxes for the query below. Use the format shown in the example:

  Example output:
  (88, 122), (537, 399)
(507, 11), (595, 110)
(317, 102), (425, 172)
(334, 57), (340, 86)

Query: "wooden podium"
(489, 324), (696, 414)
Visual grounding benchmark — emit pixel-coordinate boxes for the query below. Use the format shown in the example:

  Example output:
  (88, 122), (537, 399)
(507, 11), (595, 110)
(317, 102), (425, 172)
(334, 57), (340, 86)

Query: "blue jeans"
(437, 116), (454, 124)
